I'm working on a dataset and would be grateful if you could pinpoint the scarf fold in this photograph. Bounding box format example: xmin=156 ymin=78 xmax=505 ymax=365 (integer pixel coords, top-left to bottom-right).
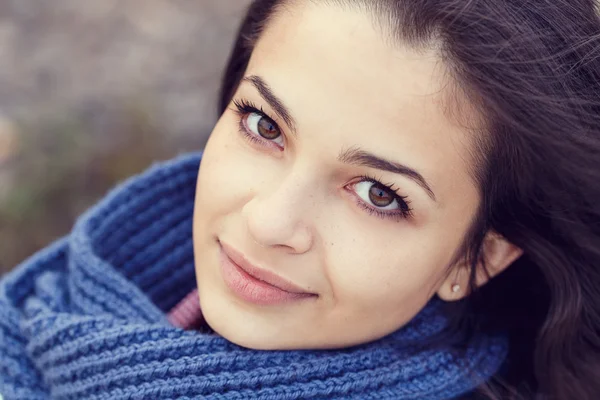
xmin=0 ymin=153 xmax=507 ymax=400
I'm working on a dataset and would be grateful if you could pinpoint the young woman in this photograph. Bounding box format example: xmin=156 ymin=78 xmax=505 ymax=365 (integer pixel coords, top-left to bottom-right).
xmin=1 ymin=0 xmax=599 ymax=398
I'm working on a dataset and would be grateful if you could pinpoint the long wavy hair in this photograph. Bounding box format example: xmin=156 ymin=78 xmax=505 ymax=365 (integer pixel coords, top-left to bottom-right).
xmin=217 ymin=1 xmax=600 ymax=398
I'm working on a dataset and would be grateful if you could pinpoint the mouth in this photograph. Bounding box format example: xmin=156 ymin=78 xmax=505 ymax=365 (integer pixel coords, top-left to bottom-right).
xmin=218 ymin=240 xmax=317 ymax=306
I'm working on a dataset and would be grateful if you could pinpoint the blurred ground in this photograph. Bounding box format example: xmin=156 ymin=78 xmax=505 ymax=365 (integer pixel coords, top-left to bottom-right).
xmin=0 ymin=0 xmax=251 ymax=273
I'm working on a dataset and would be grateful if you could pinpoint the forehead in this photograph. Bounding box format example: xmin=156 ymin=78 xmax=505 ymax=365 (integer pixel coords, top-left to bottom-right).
xmin=244 ymin=2 xmax=480 ymax=205
xmin=252 ymin=3 xmax=445 ymax=108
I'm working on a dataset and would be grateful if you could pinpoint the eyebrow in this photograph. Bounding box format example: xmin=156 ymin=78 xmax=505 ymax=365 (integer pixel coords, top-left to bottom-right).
xmin=242 ymin=75 xmax=436 ymax=202
xmin=338 ymin=147 xmax=437 ymax=202
xmin=243 ymin=75 xmax=297 ymax=134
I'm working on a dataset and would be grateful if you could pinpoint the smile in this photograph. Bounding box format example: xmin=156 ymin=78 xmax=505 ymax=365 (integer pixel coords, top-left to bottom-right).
xmin=218 ymin=240 xmax=317 ymax=306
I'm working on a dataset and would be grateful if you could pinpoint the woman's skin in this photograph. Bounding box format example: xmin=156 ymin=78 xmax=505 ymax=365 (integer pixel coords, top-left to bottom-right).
xmin=193 ymin=2 xmax=522 ymax=350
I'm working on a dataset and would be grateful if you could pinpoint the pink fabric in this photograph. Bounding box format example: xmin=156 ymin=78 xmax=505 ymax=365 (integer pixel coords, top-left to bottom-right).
xmin=167 ymin=288 xmax=204 ymax=330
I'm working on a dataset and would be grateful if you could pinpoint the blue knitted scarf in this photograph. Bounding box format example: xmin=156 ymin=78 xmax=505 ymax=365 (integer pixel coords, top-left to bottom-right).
xmin=0 ymin=153 xmax=507 ymax=400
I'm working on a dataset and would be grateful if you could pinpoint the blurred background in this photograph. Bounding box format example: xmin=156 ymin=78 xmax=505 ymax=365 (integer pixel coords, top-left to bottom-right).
xmin=0 ymin=0 xmax=251 ymax=274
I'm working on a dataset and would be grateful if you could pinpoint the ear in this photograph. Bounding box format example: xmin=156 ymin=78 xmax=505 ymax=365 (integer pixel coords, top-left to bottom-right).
xmin=437 ymin=231 xmax=523 ymax=301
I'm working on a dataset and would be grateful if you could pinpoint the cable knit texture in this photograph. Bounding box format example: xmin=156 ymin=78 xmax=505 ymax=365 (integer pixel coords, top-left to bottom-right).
xmin=0 ymin=153 xmax=507 ymax=400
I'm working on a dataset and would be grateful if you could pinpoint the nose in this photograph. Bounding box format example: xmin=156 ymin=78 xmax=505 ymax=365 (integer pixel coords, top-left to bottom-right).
xmin=242 ymin=174 xmax=314 ymax=254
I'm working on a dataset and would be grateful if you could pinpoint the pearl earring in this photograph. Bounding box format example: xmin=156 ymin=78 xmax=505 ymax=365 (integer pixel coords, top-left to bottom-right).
xmin=451 ymin=284 xmax=461 ymax=293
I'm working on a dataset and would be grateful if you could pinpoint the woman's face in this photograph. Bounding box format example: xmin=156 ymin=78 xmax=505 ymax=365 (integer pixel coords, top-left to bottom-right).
xmin=193 ymin=2 xmax=481 ymax=350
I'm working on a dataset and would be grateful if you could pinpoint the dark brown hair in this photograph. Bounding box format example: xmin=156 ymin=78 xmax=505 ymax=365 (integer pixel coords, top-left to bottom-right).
xmin=218 ymin=1 xmax=600 ymax=398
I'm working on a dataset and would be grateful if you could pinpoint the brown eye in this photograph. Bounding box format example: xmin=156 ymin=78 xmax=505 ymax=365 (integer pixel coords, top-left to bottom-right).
xmin=233 ymin=99 xmax=285 ymax=147
xmin=351 ymin=180 xmax=413 ymax=220
xmin=368 ymin=183 xmax=395 ymax=207
xmin=255 ymin=115 xmax=280 ymax=140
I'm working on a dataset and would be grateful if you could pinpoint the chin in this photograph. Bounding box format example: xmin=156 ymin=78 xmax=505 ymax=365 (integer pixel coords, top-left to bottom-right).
xmin=202 ymin=306 xmax=375 ymax=351
xmin=203 ymin=312 xmax=293 ymax=350
xmin=222 ymin=331 xmax=287 ymax=350
xmin=200 ymin=296 xmax=318 ymax=350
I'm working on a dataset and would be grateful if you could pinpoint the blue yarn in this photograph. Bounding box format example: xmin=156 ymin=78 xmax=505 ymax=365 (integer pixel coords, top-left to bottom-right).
xmin=0 ymin=153 xmax=507 ymax=399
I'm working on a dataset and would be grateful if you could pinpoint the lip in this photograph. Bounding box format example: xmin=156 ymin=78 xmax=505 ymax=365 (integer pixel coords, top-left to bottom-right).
xmin=218 ymin=240 xmax=316 ymax=306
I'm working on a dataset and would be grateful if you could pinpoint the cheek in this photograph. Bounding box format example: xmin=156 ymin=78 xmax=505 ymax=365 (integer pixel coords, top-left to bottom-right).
xmin=324 ymin=226 xmax=453 ymax=316
xmin=194 ymin=118 xmax=264 ymax=218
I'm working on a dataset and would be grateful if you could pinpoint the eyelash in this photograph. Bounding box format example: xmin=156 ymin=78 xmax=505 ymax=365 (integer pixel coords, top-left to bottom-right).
xmin=231 ymin=97 xmax=413 ymax=222
xmin=350 ymin=175 xmax=413 ymax=221
xmin=232 ymin=98 xmax=283 ymax=148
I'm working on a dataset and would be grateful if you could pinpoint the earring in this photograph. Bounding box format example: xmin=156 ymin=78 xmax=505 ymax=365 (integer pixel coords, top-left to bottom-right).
xmin=451 ymin=284 xmax=461 ymax=293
